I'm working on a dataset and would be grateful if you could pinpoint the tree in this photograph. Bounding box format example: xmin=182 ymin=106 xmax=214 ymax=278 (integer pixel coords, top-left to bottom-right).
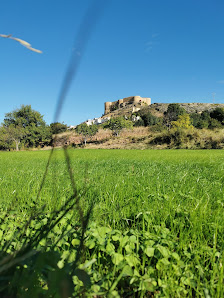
xmin=141 ymin=112 xmax=158 ymax=127
xmin=76 ymin=123 xmax=98 ymax=146
xmin=190 ymin=113 xmax=201 ymax=127
xmin=164 ymin=104 xmax=186 ymax=128
xmin=171 ymin=114 xmax=193 ymax=129
xmin=50 ymin=122 xmax=68 ymax=135
xmin=209 ymin=118 xmax=222 ymax=129
xmin=2 ymin=105 xmax=51 ymax=149
xmin=5 ymin=125 xmax=25 ymax=151
xmin=0 ymin=127 xmax=10 ymax=150
xmin=105 ymin=117 xmax=133 ymax=136
xmin=210 ymin=108 xmax=224 ymax=124
xmin=133 ymin=118 xmax=145 ymax=127
xmin=4 ymin=105 xmax=45 ymax=127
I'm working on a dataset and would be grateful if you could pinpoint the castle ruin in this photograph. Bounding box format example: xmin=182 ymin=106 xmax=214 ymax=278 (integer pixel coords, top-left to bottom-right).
xmin=104 ymin=96 xmax=151 ymax=115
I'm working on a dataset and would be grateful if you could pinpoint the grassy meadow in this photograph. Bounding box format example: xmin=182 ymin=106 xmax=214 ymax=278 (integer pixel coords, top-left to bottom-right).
xmin=0 ymin=149 xmax=224 ymax=296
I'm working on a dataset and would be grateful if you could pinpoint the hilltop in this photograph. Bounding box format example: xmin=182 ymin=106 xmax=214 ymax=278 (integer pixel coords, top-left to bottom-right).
xmin=103 ymin=101 xmax=224 ymax=119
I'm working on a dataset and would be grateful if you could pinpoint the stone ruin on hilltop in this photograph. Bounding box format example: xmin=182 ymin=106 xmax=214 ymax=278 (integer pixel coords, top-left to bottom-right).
xmin=104 ymin=96 xmax=151 ymax=115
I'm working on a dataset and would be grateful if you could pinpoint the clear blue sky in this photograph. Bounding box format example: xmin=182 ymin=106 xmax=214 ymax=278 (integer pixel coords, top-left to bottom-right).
xmin=1 ymin=0 xmax=224 ymax=125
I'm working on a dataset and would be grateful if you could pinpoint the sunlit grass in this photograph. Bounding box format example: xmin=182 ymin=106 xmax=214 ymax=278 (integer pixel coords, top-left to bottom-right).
xmin=0 ymin=149 xmax=224 ymax=296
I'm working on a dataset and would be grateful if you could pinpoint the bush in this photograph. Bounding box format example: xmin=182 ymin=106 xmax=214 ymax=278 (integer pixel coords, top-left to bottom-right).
xmin=50 ymin=122 xmax=68 ymax=134
xmin=210 ymin=107 xmax=224 ymax=124
xmin=171 ymin=114 xmax=193 ymax=129
xmin=133 ymin=119 xmax=145 ymax=127
xmin=164 ymin=104 xmax=186 ymax=122
xmin=76 ymin=123 xmax=98 ymax=146
xmin=150 ymin=128 xmax=199 ymax=148
xmin=190 ymin=113 xmax=201 ymax=127
xmin=104 ymin=117 xmax=133 ymax=136
xmin=209 ymin=118 xmax=222 ymax=129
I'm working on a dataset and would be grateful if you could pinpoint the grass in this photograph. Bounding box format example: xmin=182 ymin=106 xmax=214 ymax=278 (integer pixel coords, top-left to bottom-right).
xmin=0 ymin=149 xmax=224 ymax=296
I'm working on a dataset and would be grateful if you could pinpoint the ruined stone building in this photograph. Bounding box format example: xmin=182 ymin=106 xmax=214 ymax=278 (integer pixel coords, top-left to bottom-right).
xmin=104 ymin=96 xmax=151 ymax=115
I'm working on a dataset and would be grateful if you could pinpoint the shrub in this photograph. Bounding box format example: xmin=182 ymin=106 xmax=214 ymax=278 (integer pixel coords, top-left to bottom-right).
xmin=133 ymin=119 xmax=145 ymax=127
xmin=150 ymin=128 xmax=199 ymax=148
xmin=210 ymin=107 xmax=224 ymax=124
xmin=209 ymin=118 xmax=222 ymax=129
xmin=190 ymin=113 xmax=201 ymax=127
xmin=76 ymin=123 xmax=98 ymax=145
xmin=164 ymin=103 xmax=186 ymax=123
xmin=141 ymin=112 xmax=158 ymax=126
xmin=104 ymin=117 xmax=133 ymax=136
xmin=50 ymin=122 xmax=68 ymax=134
xmin=171 ymin=114 xmax=193 ymax=129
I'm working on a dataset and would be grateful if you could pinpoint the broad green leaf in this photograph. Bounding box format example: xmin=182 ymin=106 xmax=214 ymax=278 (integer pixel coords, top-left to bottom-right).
xmin=122 ymin=265 xmax=133 ymax=276
xmin=172 ymin=252 xmax=180 ymax=261
xmin=157 ymin=245 xmax=170 ymax=258
xmin=112 ymin=235 xmax=120 ymax=241
xmin=106 ymin=242 xmax=115 ymax=254
xmin=112 ymin=253 xmax=124 ymax=265
xmin=129 ymin=235 xmax=137 ymax=243
xmin=145 ymin=240 xmax=155 ymax=247
xmin=160 ymin=258 xmax=170 ymax=265
xmin=120 ymin=236 xmax=129 ymax=247
xmin=98 ymin=226 xmax=111 ymax=237
xmin=86 ymin=239 xmax=95 ymax=249
xmin=57 ymin=259 xmax=64 ymax=269
xmin=144 ymin=247 xmax=155 ymax=257
xmin=72 ymin=239 xmax=80 ymax=246
xmin=125 ymin=244 xmax=133 ymax=253
xmin=125 ymin=255 xmax=140 ymax=267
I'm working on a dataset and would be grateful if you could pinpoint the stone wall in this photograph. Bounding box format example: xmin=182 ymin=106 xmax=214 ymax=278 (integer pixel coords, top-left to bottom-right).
xmin=104 ymin=96 xmax=151 ymax=114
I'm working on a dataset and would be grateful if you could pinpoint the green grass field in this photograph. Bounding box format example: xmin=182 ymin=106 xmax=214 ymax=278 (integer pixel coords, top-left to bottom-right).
xmin=0 ymin=149 xmax=224 ymax=296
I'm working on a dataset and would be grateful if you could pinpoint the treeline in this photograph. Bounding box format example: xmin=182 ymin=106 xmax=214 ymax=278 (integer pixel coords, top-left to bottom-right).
xmin=0 ymin=105 xmax=67 ymax=151
xmin=134 ymin=103 xmax=224 ymax=130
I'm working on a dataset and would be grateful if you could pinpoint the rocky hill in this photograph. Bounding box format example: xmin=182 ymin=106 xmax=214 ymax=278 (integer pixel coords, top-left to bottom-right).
xmin=151 ymin=102 xmax=224 ymax=114
xmin=103 ymin=102 xmax=224 ymax=119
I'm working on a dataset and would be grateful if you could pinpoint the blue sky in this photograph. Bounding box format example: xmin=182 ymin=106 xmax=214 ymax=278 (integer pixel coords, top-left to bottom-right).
xmin=1 ymin=0 xmax=224 ymax=125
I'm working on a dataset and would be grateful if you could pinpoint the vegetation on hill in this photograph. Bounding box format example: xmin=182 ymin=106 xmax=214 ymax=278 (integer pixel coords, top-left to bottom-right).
xmin=51 ymin=103 xmax=224 ymax=150
xmin=76 ymin=123 xmax=98 ymax=146
xmin=104 ymin=117 xmax=133 ymax=136
xmin=50 ymin=122 xmax=68 ymax=135
xmin=1 ymin=103 xmax=224 ymax=150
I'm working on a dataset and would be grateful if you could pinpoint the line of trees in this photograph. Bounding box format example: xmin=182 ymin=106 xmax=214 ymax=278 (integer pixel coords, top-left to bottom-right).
xmin=2 ymin=103 xmax=224 ymax=150
xmin=0 ymin=105 xmax=68 ymax=151
xmin=133 ymin=104 xmax=224 ymax=130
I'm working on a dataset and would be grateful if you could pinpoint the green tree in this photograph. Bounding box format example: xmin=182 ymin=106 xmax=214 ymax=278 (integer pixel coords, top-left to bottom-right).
xmin=105 ymin=117 xmax=133 ymax=136
xmin=133 ymin=118 xmax=145 ymax=127
xmin=171 ymin=114 xmax=193 ymax=129
xmin=5 ymin=125 xmax=25 ymax=151
xmin=141 ymin=113 xmax=158 ymax=127
xmin=190 ymin=113 xmax=201 ymax=127
xmin=201 ymin=110 xmax=211 ymax=121
xmin=210 ymin=108 xmax=224 ymax=124
xmin=209 ymin=118 xmax=222 ymax=129
xmin=76 ymin=123 xmax=98 ymax=146
xmin=3 ymin=105 xmax=51 ymax=148
xmin=0 ymin=127 xmax=10 ymax=150
xmin=50 ymin=122 xmax=68 ymax=135
xmin=164 ymin=104 xmax=186 ymax=128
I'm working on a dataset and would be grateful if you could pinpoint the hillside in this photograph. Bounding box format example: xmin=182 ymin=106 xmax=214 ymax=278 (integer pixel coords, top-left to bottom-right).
xmin=57 ymin=102 xmax=224 ymax=150
xmin=103 ymin=102 xmax=224 ymax=119
xmin=55 ymin=126 xmax=224 ymax=150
